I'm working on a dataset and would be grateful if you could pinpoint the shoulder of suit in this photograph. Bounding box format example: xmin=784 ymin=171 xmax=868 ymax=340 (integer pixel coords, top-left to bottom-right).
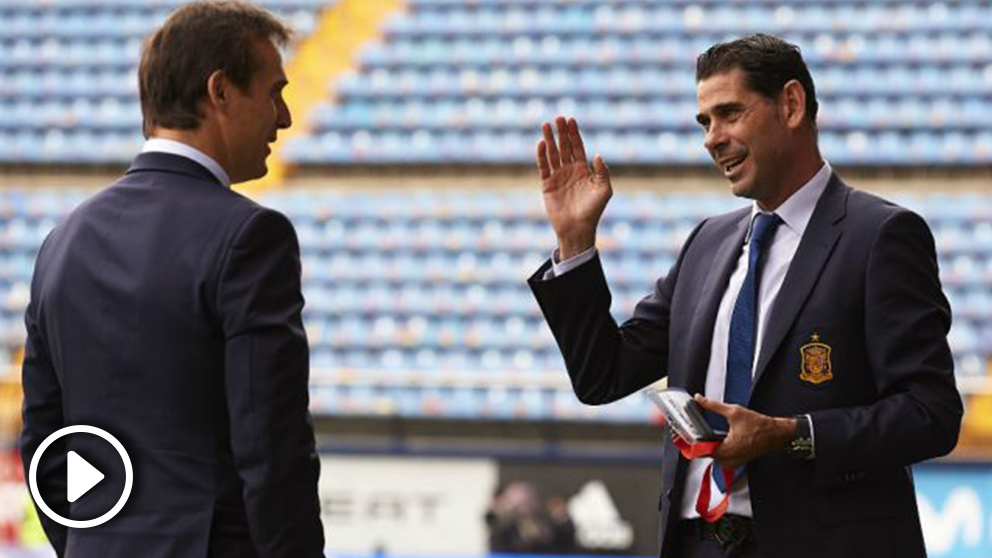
xmin=711 ymin=204 xmax=751 ymax=223
xmin=67 ymin=172 xmax=290 ymax=239
xmin=695 ymin=205 xmax=750 ymax=234
xmin=122 ymin=165 xmax=275 ymax=218
xmin=844 ymin=185 xmax=927 ymax=231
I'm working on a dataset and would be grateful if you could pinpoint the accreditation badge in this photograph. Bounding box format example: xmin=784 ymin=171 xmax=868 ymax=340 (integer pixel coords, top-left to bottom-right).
xmin=800 ymin=332 xmax=833 ymax=385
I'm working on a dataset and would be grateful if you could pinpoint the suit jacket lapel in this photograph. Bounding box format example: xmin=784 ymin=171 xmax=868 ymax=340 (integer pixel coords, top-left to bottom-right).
xmin=751 ymin=174 xmax=849 ymax=390
xmin=681 ymin=210 xmax=749 ymax=394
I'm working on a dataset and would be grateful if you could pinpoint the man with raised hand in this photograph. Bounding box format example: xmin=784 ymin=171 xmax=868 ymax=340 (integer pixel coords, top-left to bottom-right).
xmin=529 ymin=34 xmax=961 ymax=558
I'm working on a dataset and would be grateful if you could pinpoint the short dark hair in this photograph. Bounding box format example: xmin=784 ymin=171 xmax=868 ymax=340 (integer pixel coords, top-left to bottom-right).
xmin=696 ymin=34 xmax=818 ymax=125
xmin=138 ymin=0 xmax=291 ymax=137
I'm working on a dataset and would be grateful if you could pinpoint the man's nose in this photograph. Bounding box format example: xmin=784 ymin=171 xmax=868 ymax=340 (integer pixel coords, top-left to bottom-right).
xmin=703 ymin=123 xmax=727 ymax=154
xmin=277 ymin=99 xmax=292 ymax=130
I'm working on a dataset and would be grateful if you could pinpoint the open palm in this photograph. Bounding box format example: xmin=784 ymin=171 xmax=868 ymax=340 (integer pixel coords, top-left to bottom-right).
xmin=537 ymin=117 xmax=612 ymax=259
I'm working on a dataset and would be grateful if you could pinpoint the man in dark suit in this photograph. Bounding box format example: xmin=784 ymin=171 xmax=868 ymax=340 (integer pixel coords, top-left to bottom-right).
xmin=20 ymin=2 xmax=325 ymax=556
xmin=528 ymin=34 xmax=962 ymax=558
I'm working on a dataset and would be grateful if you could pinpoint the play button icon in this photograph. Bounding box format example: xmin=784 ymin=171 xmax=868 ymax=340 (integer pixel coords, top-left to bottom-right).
xmin=67 ymin=451 xmax=106 ymax=503
xmin=28 ymin=424 xmax=133 ymax=528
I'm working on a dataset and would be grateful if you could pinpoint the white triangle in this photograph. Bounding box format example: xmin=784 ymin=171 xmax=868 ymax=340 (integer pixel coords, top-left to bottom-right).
xmin=67 ymin=451 xmax=105 ymax=503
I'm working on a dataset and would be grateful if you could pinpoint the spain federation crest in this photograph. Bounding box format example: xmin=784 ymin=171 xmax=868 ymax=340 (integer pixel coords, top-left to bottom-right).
xmin=800 ymin=332 xmax=833 ymax=385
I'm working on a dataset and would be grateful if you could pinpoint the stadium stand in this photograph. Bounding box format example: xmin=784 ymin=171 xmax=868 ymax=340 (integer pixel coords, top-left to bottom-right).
xmin=0 ymin=188 xmax=987 ymax=424
xmin=286 ymin=0 xmax=992 ymax=165
xmin=2 ymin=1 xmax=992 ymax=165
xmin=0 ymin=0 xmax=329 ymax=163
xmin=1 ymin=1 xmax=992 ymax=556
xmin=0 ymin=0 xmax=989 ymax=425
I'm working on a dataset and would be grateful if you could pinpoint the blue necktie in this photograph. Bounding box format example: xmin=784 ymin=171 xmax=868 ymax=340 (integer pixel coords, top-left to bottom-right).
xmin=709 ymin=212 xmax=782 ymax=492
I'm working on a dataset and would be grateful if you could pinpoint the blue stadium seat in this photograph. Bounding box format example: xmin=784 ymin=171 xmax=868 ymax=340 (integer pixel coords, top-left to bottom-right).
xmin=0 ymin=0 xmax=330 ymax=162
xmin=286 ymin=0 xmax=992 ymax=166
xmin=5 ymin=0 xmax=987 ymax=164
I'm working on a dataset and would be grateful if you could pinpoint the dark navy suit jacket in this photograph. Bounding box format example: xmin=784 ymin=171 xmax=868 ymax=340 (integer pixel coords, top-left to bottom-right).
xmin=529 ymin=174 xmax=962 ymax=558
xmin=21 ymin=152 xmax=325 ymax=558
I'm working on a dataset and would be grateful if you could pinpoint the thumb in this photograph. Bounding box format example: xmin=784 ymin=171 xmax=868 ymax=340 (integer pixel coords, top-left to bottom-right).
xmin=695 ymin=394 xmax=732 ymax=417
xmin=593 ymin=155 xmax=611 ymax=185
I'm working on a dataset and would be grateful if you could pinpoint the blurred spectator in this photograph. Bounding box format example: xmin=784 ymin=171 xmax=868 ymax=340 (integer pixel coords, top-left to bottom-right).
xmin=485 ymin=481 xmax=578 ymax=554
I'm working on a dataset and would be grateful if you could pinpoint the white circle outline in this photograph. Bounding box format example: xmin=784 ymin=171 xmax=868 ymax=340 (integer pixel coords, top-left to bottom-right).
xmin=28 ymin=425 xmax=133 ymax=529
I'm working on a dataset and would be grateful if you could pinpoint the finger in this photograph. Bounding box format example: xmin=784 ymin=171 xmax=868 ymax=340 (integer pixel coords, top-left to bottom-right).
xmin=536 ymin=141 xmax=551 ymax=181
xmin=695 ymin=394 xmax=733 ymax=417
xmin=542 ymin=122 xmax=561 ymax=169
xmin=556 ymin=116 xmax=573 ymax=165
xmin=568 ymin=118 xmax=587 ymax=164
xmin=712 ymin=448 xmax=744 ymax=470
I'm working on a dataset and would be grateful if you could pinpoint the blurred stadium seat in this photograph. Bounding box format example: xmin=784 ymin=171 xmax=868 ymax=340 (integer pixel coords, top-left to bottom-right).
xmin=287 ymin=0 xmax=992 ymax=165
xmin=1 ymin=0 xmax=992 ymax=556
xmin=2 ymin=0 xmax=992 ymax=164
xmin=0 ymin=0 xmax=330 ymax=163
xmin=0 ymin=188 xmax=984 ymax=423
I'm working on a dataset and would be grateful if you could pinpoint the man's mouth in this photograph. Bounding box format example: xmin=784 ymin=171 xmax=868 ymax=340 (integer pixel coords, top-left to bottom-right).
xmin=720 ymin=154 xmax=746 ymax=175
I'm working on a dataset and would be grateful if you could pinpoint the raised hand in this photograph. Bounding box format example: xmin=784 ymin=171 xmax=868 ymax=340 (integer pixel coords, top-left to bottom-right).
xmin=537 ymin=116 xmax=612 ymax=260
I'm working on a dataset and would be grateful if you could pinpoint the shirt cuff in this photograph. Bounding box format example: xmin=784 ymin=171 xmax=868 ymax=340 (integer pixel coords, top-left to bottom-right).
xmin=806 ymin=413 xmax=816 ymax=459
xmin=546 ymin=246 xmax=598 ymax=279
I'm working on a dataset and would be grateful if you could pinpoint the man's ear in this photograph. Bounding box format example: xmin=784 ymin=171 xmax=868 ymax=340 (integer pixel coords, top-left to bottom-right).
xmin=780 ymin=79 xmax=807 ymax=129
xmin=206 ymin=69 xmax=228 ymax=108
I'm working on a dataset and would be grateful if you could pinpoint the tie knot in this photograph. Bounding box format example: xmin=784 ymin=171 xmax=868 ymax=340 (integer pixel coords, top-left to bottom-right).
xmin=750 ymin=213 xmax=781 ymax=247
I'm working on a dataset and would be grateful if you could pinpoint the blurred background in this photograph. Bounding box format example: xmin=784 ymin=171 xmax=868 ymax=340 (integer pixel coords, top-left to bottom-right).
xmin=0 ymin=0 xmax=991 ymax=556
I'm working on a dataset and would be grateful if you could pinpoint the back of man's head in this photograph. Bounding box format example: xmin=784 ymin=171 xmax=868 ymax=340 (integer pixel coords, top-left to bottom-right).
xmin=138 ymin=0 xmax=290 ymax=137
xmin=696 ymin=34 xmax=819 ymax=127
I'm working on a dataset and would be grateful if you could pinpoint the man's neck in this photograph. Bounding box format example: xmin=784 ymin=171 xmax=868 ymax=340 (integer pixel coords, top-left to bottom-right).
xmin=149 ymin=128 xmax=230 ymax=175
xmin=757 ymin=148 xmax=824 ymax=212
xmin=143 ymin=131 xmax=233 ymax=188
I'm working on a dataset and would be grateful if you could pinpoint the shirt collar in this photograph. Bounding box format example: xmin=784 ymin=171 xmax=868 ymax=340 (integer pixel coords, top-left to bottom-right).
xmin=746 ymin=161 xmax=832 ymax=242
xmin=141 ymin=138 xmax=231 ymax=188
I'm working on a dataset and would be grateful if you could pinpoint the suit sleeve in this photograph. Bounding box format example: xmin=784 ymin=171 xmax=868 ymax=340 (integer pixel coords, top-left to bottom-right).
xmin=810 ymin=210 xmax=963 ymax=483
xmin=527 ymin=222 xmax=705 ymax=405
xmin=20 ymin=295 xmax=68 ymax=557
xmin=216 ymin=208 xmax=324 ymax=557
